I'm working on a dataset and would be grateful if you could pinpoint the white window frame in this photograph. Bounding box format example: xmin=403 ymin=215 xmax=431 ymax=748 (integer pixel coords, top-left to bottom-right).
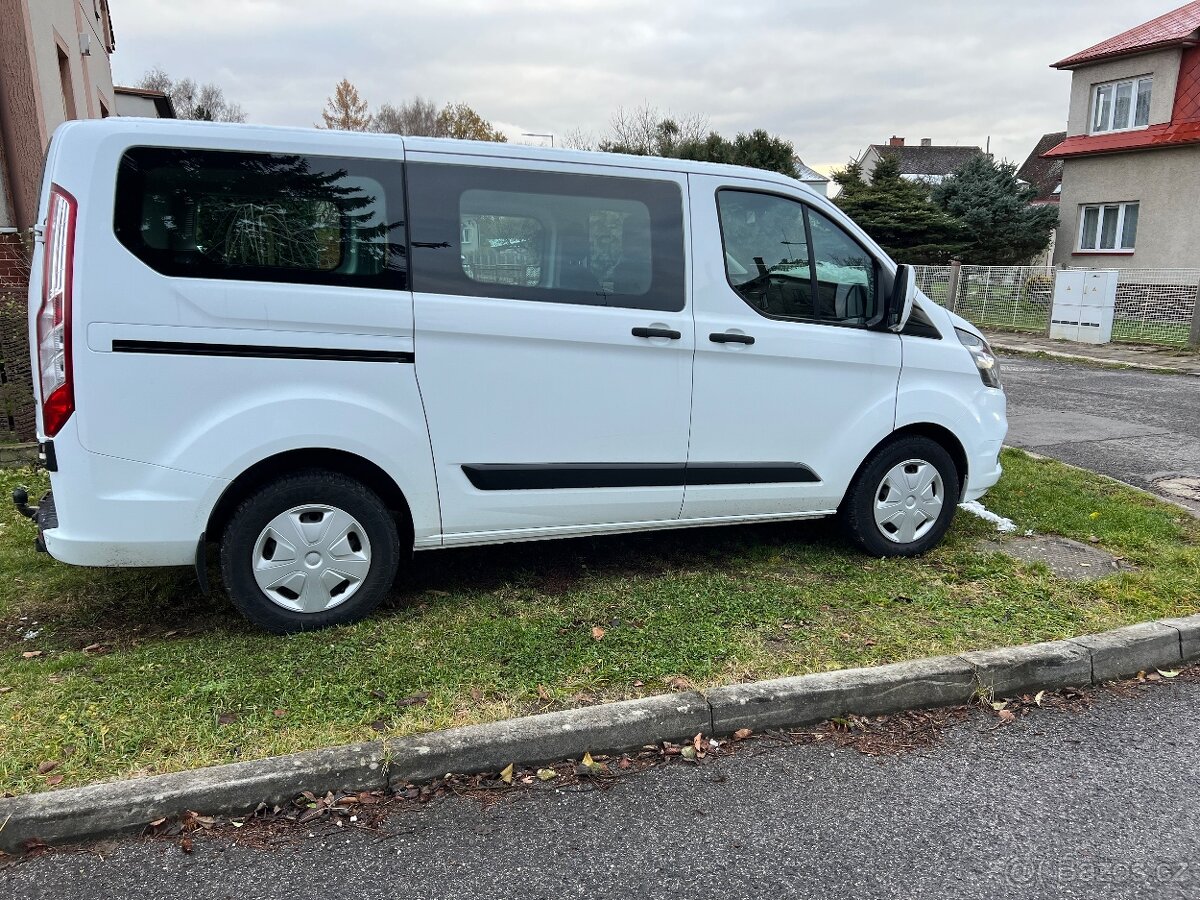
xmin=1077 ymin=202 xmax=1139 ymax=253
xmin=1090 ymin=76 xmax=1153 ymax=134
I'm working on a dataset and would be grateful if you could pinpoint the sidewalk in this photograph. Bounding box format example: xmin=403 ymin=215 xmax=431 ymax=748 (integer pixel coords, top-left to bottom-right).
xmin=985 ymin=330 xmax=1200 ymax=375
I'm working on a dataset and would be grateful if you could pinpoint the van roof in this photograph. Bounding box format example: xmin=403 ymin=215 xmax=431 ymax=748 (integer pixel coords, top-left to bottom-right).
xmin=63 ymin=117 xmax=812 ymax=193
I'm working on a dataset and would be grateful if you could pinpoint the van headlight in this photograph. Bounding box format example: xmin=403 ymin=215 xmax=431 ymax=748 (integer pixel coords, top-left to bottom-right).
xmin=955 ymin=328 xmax=1001 ymax=389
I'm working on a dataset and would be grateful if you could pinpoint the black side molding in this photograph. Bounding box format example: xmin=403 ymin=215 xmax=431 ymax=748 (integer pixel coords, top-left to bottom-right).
xmin=462 ymin=462 xmax=819 ymax=491
xmin=112 ymin=339 xmax=414 ymax=364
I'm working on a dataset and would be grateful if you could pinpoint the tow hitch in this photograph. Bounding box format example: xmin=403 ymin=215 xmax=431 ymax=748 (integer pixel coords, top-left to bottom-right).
xmin=12 ymin=487 xmax=39 ymax=520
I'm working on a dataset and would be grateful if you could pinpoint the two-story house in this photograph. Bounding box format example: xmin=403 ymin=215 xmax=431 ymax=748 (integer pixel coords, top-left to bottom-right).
xmin=1045 ymin=1 xmax=1200 ymax=268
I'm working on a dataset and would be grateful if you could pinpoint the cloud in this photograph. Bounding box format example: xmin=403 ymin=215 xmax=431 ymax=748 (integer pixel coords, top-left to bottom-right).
xmin=110 ymin=0 xmax=1157 ymax=168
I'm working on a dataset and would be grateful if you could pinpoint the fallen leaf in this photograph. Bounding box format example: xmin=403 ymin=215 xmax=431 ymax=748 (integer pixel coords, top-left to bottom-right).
xmin=163 ymin=630 xmax=179 ymax=637
xmin=21 ymin=651 xmax=42 ymax=660
xmin=397 ymin=692 xmax=430 ymax=707
xmin=469 ymin=687 xmax=484 ymax=702
xmin=36 ymin=761 xmax=58 ymax=775
xmin=997 ymin=709 xmax=1016 ymax=723
xmin=180 ymin=837 xmax=193 ymax=854
xmin=864 ymin=639 xmax=877 ymax=647
xmin=666 ymin=676 xmax=693 ymax=691
xmin=581 ymin=751 xmax=595 ymax=768
xmin=45 ymin=774 xmax=64 ymax=787
xmin=537 ymin=684 xmax=551 ymax=702
xmin=1158 ymin=669 xmax=1180 ymax=678
xmin=148 ymin=817 xmax=167 ymax=828
xmin=369 ymin=720 xmax=389 ymax=733
xmin=0 ymin=686 xmax=11 ymax=693
xmin=216 ymin=712 xmax=239 ymax=726
xmin=617 ymin=757 xmax=633 ymax=770
xmin=632 ymin=680 xmax=644 ymax=688
xmin=733 ymin=728 xmax=753 ymax=741
xmin=82 ymin=643 xmax=104 ymax=653
xmin=499 ymin=763 xmax=514 ymax=785
xmin=536 ymin=768 xmax=557 ymax=781
xmin=591 ymin=626 xmax=606 ymax=641
xmin=1145 ymin=672 xmax=1162 ymax=682
xmin=990 ymin=701 xmax=1008 ymax=711
xmin=680 ymin=745 xmax=697 ymax=761
xmin=273 ymin=708 xmax=287 ymax=718
xmin=1034 ymin=690 xmax=1046 ymax=707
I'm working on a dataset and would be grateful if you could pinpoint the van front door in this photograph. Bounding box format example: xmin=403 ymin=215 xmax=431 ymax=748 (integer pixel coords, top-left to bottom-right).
xmin=408 ymin=155 xmax=693 ymax=542
xmin=682 ymin=175 xmax=901 ymax=521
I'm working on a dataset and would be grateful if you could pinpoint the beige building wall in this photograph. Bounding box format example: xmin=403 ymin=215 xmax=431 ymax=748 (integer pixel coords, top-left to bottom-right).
xmin=26 ymin=0 xmax=116 ymax=131
xmin=1064 ymin=48 xmax=1181 ymax=136
xmin=1054 ymin=145 xmax=1200 ymax=269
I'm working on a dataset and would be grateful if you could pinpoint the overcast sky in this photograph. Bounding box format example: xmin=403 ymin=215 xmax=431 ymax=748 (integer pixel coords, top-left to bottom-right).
xmin=110 ymin=0 xmax=1165 ymax=175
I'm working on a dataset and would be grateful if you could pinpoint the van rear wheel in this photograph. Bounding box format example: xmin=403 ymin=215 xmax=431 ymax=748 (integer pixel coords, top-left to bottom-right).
xmin=220 ymin=470 xmax=400 ymax=633
xmin=840 ymin=436 xmax=960 ymax=557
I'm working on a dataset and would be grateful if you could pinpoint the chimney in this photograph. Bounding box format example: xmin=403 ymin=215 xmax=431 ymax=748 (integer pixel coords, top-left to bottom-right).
xmin=921 ymin=137 xmax=932 ymax=147
xmin=888 ymin=136 xmax=905 ymax=147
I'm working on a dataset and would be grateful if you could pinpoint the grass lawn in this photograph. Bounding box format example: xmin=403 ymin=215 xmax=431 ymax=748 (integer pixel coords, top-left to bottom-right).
xmin=2 ymin=449 xmax=1198 ymax=795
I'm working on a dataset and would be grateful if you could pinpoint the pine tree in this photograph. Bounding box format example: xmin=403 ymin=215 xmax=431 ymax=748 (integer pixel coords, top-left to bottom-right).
xmin=832 ymin=156 xmax=965 ymax=264
xmin=320 ymin=79 xmax=372 ymax=132
xmin=933 ymin=155 xmax=1059 ymax=264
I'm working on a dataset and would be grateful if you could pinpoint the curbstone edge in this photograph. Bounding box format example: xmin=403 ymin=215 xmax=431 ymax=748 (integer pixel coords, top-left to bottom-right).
xmin=959 ymin=639 xmax=1092 ymax=697
xmin=383 ymin=692 xmax=710 ymax=789
xmin=1068 ymin=622 xmax=1183 ymax=683
xmin=1158 ymin=614 xmax=1200 ymax=663
xmin=0 ymin=741 xmax=385 ymax=853
xmin=706 ymin=655 xmax=975 ymax=735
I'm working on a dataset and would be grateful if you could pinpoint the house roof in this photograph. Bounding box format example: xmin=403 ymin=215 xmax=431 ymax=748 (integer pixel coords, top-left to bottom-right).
xmin=113 ymin=86 xmax=176 ymax=119
xmin=867 ymin=144 xmax=983 ymax=177
xmin=1051 ymin=1 xmax=1200 ymax=69
xmin=1017 ymin=131 xmax=1066 ymax=202
xmin=793 ymin=158 xmax=829 ymax=184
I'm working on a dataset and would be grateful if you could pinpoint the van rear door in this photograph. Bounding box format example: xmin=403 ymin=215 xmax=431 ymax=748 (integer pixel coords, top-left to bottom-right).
xmin=407 ymin=154 xmax=693 ymax=540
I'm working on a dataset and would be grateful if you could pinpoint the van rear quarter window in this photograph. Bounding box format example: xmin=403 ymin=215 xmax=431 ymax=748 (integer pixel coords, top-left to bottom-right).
xmin=113 ymin=147 xmax=407 ymax=289
xmin=408 ymin=163 xmax=685 ymax=312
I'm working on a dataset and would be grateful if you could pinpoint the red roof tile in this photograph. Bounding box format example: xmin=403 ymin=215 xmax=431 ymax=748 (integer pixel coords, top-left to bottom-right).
xmin=1042 ymin=121 xmax=1200 ymax=157
xmin=1052 ymin=1 xmax=1200 ymax=69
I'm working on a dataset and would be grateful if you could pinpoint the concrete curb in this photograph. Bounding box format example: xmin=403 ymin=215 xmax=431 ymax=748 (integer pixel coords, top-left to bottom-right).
xmin=990 ymin=341 xmax=1200 ymax=377
xmin=3 ymin=613 xmax=1198 ymax=853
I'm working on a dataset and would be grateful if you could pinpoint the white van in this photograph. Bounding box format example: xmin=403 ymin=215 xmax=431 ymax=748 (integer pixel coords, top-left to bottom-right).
xmin=19 ymin=119 xmax=1005 ymax=633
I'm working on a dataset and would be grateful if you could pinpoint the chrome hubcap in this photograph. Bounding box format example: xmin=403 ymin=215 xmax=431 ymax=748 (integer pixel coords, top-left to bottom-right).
xmin=873 ymin=459 xmax=944 ymax=544
xmin=252 ymin=504 xmax=372 ymax=613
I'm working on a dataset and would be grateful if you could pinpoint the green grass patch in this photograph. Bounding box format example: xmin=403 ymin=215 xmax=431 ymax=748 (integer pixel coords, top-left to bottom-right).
xmin=1 ymin=449 xmax=1198 ymax=794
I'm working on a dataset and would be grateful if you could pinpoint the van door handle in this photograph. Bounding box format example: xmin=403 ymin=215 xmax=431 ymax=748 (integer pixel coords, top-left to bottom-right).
xmin=710 ymin=332 xmax=755 ymax=345
xmin=632 ymin=327 xmax=682 ymax=340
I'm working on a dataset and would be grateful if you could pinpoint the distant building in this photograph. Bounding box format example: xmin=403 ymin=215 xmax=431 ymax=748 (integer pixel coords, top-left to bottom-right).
xmin=857 ymin=136 xmax=983 ymax=185
xmin=1044 ymin=1 xmax=1200 ymax=268
xmin=113 ymin=85 xmax=176 ymax=119
xmin=1018 ymin=131 xmax=1066 ymax=264
xmin=793 ymin=158 xmax=830 ymax=196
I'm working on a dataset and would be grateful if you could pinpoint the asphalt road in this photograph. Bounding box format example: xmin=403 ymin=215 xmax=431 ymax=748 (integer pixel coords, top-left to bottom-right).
xmin=5 ymin=679 xmax=1200 ymax=900
xmin=1001 ymin=354 xmax=1200 ymax=512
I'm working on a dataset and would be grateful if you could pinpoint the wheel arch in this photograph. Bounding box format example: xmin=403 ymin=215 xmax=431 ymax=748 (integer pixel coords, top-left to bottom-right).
xmin=845 ymin=423 xmax=969 ymax=507
xmin=206 ymin=448 xmax=415 ymax=549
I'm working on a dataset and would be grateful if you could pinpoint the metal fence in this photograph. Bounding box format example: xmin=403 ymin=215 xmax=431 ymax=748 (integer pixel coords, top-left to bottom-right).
xmin=913 ymin=263 xmax=1200 ymax=348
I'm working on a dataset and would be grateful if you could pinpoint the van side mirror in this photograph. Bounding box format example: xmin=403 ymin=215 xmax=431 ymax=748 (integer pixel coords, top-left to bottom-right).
xmin=885 ymin=264 xmax=916 ymax=332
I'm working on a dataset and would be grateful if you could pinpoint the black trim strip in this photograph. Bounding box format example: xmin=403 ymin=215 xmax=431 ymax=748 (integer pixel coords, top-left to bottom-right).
xmin=112 ymin=339 xmax=414 ymax=364
xmin=462 ymin=463 xmax=819 ymax=491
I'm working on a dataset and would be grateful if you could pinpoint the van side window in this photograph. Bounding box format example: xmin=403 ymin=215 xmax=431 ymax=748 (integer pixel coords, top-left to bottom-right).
xmin=717 ymin=191 xmax=815 ymax=320
xmin=114 ymin=147 xmax=406 ymax=289
xmin=717 ymin=190 xmax=879 ymax=327
xmin=408 ymin=163 xmax=685 ymax=312
xmin=807 ymin=207 xmax=878 ymax=325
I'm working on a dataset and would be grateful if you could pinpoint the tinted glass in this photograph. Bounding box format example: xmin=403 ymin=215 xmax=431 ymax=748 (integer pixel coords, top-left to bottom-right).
xmin=407 ymin=163 xmax=685 ymax=312
xmin=114 ymin=147 xmax=406 ymax=289
xmin=808 ymin=207 xmax=878 ymax=324
xmin=717 ymin=190 xmax=815 ymax=319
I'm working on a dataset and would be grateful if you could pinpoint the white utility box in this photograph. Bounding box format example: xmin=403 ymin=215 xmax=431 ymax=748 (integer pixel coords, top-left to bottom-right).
xmin=1050 ymin=270 xmax=1117 ymax=343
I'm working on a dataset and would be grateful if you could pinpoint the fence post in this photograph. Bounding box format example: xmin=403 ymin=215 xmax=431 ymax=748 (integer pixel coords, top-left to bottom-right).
xmin=946 ymin=260 xmax=961 ymax=314
xmin=1189 ymin=278 xmax=1200 ymax=350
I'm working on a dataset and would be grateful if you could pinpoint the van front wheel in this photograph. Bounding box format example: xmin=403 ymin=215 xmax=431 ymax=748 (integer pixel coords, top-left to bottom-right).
xmin=220 ymin=471 xmax=400 ymax=633
xmin=840 ymin=436 xmax=960 ymax=557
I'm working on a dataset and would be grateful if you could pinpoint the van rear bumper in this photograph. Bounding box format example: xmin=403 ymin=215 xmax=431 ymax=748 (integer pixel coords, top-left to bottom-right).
xmin=38 ymin=431 xmax=226 ymax=567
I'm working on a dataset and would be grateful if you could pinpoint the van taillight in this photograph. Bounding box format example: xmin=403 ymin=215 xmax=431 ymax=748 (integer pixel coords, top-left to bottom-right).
xmin=37 ymin=185 xmax=77 ymax=437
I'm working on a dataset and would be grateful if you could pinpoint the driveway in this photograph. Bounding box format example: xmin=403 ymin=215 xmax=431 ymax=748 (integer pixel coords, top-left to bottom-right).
xmin=1001 ymin=354 xmax=1200 ymax=512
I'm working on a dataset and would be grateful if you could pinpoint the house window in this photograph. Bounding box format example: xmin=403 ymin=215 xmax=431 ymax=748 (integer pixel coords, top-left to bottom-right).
xmin=1078 ymin=202 xmax=1139 ymax=252
xmin=1091 ymin=77 xmax=1152 ymax=133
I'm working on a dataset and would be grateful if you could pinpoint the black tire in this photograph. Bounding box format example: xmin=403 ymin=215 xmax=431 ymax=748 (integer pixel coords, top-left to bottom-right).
xmin=220 ymin=469 xmax=401 ymax=633
xmin=839 ymin=436 xmax=960 ymax=558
